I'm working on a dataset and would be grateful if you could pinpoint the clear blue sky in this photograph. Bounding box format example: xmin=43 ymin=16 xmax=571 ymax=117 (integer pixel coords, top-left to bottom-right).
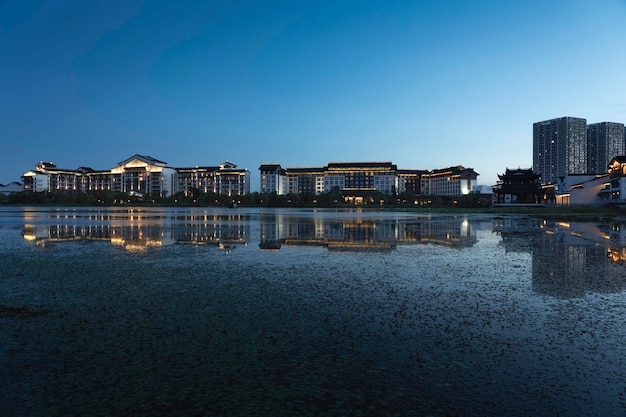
xmin=2 ymin=0 xmax=626 ymax=190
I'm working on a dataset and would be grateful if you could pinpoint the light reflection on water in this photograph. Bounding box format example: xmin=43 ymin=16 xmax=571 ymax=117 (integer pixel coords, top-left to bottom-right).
xmin=19 ymin=207 xmax=479 ymax=253
xmin=2 ymin=207 xmax=626 ymax=416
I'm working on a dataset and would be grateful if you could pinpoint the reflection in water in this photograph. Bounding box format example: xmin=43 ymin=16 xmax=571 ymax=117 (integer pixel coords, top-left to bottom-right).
xmin=494 ymin=217 xmax=626 ymax=298
xmin=19 ymin=208 xmax=626 ymax=297
xmin=259 ymin=212 xmax=476 ymax=251
xmin=5 ymin=207 xmax=626 ymax=416
xmin=21 ymin=208 xmax=478 ymax=253
xmin=23 ymin=223 xmax=249 ymax=252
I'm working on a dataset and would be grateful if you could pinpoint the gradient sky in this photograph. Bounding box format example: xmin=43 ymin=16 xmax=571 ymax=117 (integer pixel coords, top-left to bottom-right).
xmin=2 ymin=0 xmax=626 ymax=190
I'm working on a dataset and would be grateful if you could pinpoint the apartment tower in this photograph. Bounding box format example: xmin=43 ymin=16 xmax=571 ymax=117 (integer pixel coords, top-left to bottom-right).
xmin=533 ymin=117 xmax=587 ymax=185
xmin=586 ymin=122 xmax=625 ymax=174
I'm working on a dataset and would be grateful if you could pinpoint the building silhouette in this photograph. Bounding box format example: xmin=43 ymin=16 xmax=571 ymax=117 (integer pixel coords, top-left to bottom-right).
xmin=493 ymin=168 xmax=544 ymax=206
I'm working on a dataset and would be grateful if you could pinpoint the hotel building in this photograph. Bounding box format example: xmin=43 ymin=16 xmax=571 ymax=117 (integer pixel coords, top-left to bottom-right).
xmin=260 ymin=162 xmax=478 ymax=198
xmin=22 ymin=154 xmax=250 ymax=197
xmin=421 ymin=166 xmax=478 ymax=196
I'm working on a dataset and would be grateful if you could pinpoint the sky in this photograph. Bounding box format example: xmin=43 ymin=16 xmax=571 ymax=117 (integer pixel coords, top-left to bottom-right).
xmin=2 ymin=0 xmax=626 ymax=190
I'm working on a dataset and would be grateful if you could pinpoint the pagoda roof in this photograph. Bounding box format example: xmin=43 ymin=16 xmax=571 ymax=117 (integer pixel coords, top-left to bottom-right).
xmin=498 ymin=168 xmax=540 ymax=180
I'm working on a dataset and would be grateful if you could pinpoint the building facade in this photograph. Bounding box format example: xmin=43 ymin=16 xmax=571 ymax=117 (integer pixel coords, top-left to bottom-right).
xmin=397 ymin=169 xmax=428 ymax=195
xmin=259 ymin=164 xmax=288 ymax=195
xmin=492 ymin=168 xmax=544 ymax=206
xmin=287 ymin=167 xmax=325 ymax=195
xmin=553 ymin=155 xmax=626 ymax=206
xmin=555 ymin=174 xmax=609 ymax=206
xmin=324 ymin=162 xmax=398 ymax=195
xmin=607 ymin=156 xmax=626 ymax=205
xmin=109 ymin=155 xmax=178 ymax=197
xmin=422 ymin=166 xmax=478 ymax=197
xmin=533 ymin=117 xmax=588 ymax=185
xmin=22 ymin=154 xmax=250 ymax=197
xmin=586 ymin=122 xmax=625 ymax=174
xmin=259 ymin=162 xmax=478 ymax=198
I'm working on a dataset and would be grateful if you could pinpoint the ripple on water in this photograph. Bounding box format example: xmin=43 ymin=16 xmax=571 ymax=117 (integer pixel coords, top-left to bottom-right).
xmin=1 ymin=210 xmax=626 ymax=416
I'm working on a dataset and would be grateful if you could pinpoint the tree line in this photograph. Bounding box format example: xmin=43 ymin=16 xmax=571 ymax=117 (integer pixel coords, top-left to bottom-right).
xmin=0 ymin=188 xmax=492 ymax=208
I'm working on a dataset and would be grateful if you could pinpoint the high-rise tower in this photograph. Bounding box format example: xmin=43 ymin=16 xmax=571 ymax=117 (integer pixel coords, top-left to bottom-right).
xmin=587 ymin=122 xmax=625 ymax=174
xmin=533 ymin=117 xmax=587 ymax=185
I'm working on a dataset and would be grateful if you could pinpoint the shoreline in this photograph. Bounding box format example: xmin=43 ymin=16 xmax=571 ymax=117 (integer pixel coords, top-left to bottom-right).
xmin=2 ymin=203 xmax=626 ymax=222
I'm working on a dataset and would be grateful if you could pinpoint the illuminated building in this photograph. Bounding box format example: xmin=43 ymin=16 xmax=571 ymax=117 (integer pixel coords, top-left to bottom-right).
xmin=109 ymin=155 xmax=177 ymax=197
xmin=555 ymin=174 xmax=609 ymax=206
xmin=259 ymin=164 xmax=288 ymax=194
xmin=324 ymin=162 xmax=398 ymax=195
xmin=259 ymin=162 xmax=476 ymax=197
xmin=397 ymin=169 xmax=428 ymax=194
xmin=533 ymin=117 xmax=588 ymax=185
xmin=587 ymin=122 xmax=625 ymax=174
xmin=214 ymin=162 xmax=251 ymax=196
xmin=22 ymin=154 xmax=251 ymax=196
xmin=177 ymin=161 xmax=250 ymax=196
xmin=553 ymin=155 xmax=626 ymax=206
xmin=421 ymin=166 xmax=479 ymax=196
xmin=607 ymin=155 xmax=626 ymax=204
xmin=22 ymin=162 xmax=80 ymax=193
xmin=286 ymin=167 xmax=325 ymax=195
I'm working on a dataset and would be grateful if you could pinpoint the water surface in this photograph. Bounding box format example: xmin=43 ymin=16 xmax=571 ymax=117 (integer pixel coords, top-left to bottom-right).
xmin=1 ymin=207 xmax=626 ymax=416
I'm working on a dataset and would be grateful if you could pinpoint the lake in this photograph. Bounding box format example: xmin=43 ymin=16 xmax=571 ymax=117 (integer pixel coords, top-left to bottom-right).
xmin=1 ymin=206 xmax=626 ymax=416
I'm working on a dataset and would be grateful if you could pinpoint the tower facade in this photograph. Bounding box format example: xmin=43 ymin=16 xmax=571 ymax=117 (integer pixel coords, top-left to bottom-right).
xmin=533 ymin=117 xmax=587 ymax=185
xmin=587 ymin=122 xmax=625 ymax=174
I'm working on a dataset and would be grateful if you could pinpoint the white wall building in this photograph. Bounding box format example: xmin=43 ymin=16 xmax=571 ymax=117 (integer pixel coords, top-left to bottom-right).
xmin=22 ymin=154 xmax=250 ymax=197
xmin=422 ymin=166 xmax=478 ymax=196
xmin=555 ymin=174 xmax=609 ymax=206
xmin=110 ymin=155 xmax=178 ymax=197
xmin=259 ymin=162 xmax=478 ymax=197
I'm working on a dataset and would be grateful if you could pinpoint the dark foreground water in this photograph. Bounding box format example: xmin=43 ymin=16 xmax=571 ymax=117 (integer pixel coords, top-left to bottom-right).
xmin=1 ymin=207 xmax=626 ymax=416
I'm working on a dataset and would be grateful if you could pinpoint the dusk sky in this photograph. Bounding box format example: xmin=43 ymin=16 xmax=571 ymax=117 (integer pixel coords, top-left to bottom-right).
xmin=2 ymin=0 xmax=626 ymax=190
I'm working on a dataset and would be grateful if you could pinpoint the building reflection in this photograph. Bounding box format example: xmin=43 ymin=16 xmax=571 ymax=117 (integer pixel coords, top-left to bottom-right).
xmin=494 ymin=217 xmax=626 ymax=298
xmin=21 ymin=210 xmax=478 ymax=252
xmin=259 ymin=213 xmax=476 ymax=252
xmin=23 ymin=222 xmax=249 ymax=252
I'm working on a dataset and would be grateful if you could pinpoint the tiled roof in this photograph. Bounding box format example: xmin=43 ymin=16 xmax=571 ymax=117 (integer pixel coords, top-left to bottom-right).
xmin=259 ymin=164 xmax=284 ymax=172
xmin=117 ymin=154 xmax=167 ymax=166
xmin=326 ymin=162 xmax=396 ymax=169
